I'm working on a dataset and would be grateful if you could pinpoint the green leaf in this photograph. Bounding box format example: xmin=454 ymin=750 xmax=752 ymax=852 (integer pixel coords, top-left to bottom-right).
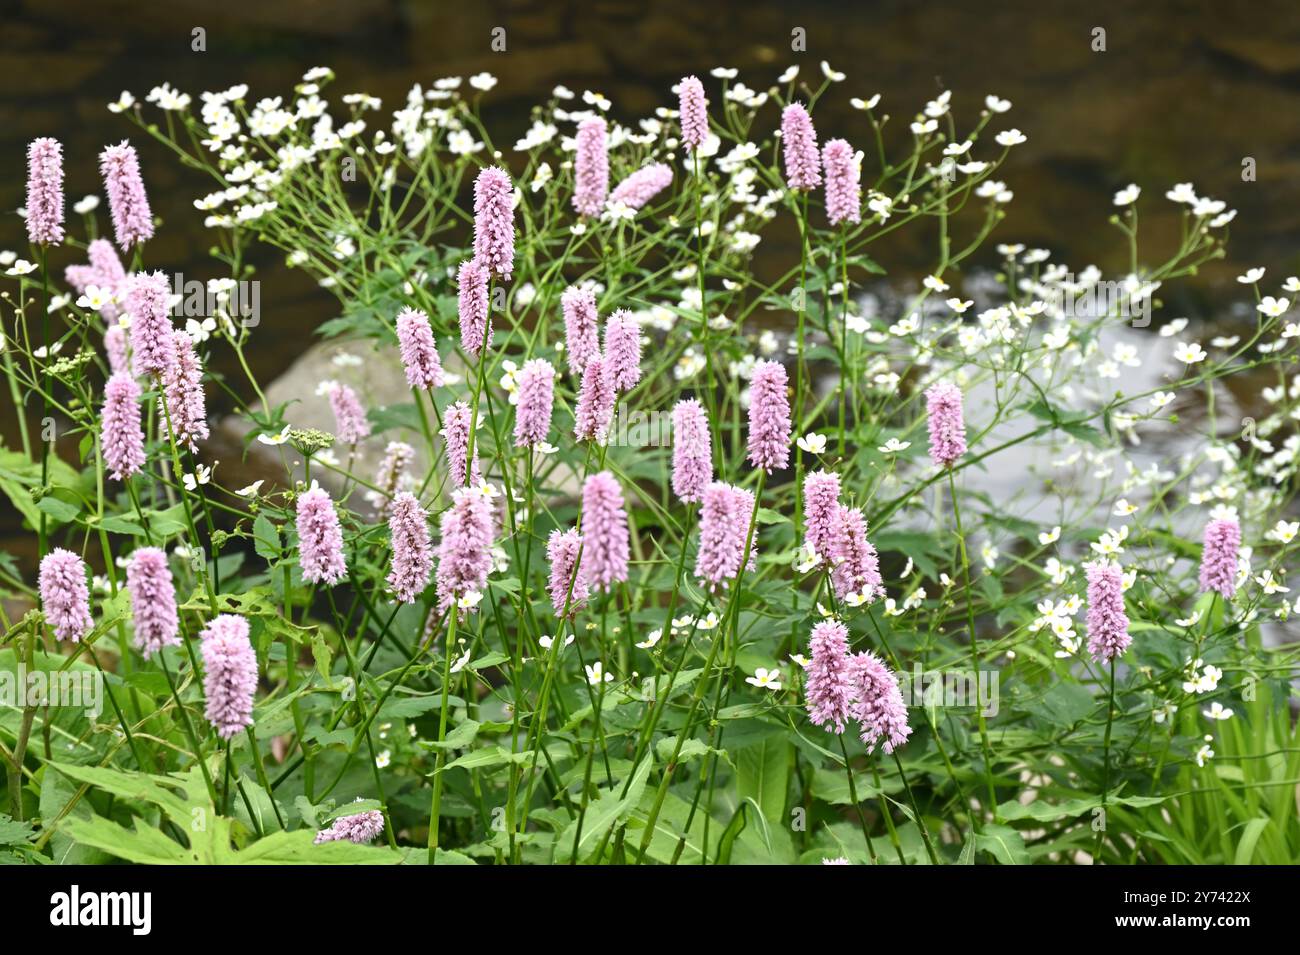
xmin=735 ymin=735 xmax=790 ymax=825
xmin=975 ymin=824 xmax=1029 ymax=865
xmin=252 ymin=514 xmax=281 ymax=561
xmin=1232 ymin=817 xmax=1271 ymax=865
xmin=554 ymin=757 xmax=651 ymax=863
xmin=36 ymin=495 xmax=81 ymax=524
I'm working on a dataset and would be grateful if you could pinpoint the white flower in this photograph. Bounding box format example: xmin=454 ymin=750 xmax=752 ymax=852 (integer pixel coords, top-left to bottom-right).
xmin=1237 ymin=267 xmax=1265 ymax=284
xmin=5 ymin=259 xmax=36 ymax=277
xmin=1038 ymin=526 xmax=1061 ymax=546
xmin=1113 ymin=499 xmax=1139 ymax=516
xmin=182 ymin=463 xmax=214 ymax=490
xmin=634 ymin=628 xmax=663 ymax=650
xmin=1257 ymin=296 xmax=1289 ymax=318
xmin=73 ymin=195 xmax=100 ymax=214
xmin=778 ymin=66 xmax=799 ymax=83
xmin=75 ymin=285 xmax=113 ymax=311
xmin=538 ymin=633 xmax=574 ymax=651
xmin=1113 ymin=184 xmax=1140 ymax=206
xmin=745 ymin=667 xmax=782 ymax=690
xmin=468 ymin=72 xmax=497 ymax=91
xmin=108 ymin=90 xmax=136 ymax=113
xmin=995 ymin=129 xmax=1026 ymax=146
xmin=1149 ymin=391 xmax=1175 ymax=411
xmin=820 ymin=61 xmax=845 ymax=82
xmin=258 ymin=425 xmax=292 ymax=446
xmin=456 ymin=590 xmax=483 ymax=611
xmin=1195 ymin=741 xmax=1215 ymax=767
xmin=1173 ymin=341 xmax=1207 ymax=364
xmin=585 ymin=661 xmax=613 ymax=685
xmin=1166 ymin=182 xmax=1197 ymax=204
xmin=850 ymin=94 xmax=882 ymax=111
xmin=1175 ymin=610 xmax=1201 ymax=628
xmin=797 ymin=432 xmax=827 ymax=454
xmin=1254 ymin=570 xmax=1290 ymax=594
xmin=235 ymin=480 xmax=264 ymax=497
xmin=1203 ymin=702 xmax=1234 ymax=721
xmin=985 ymin=94 xmax=1011 ymax=113
xmin=1266 ymin=520 xmax=1299 ymax=544
xmin=922 ymin=274 xmax=949 ymax=292
xmin=878 ymin=438 xmax=911 ymax=454
xmin=185 ymin=316 xmax=217 ymax=343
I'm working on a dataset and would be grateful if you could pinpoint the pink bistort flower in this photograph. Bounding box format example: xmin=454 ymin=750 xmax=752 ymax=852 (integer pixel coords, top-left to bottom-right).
xmin=579 ymin=471 xmax=630 ymax=592
xmin=925 ymin=382 xmax=967 ymax=468
xmin=671 ymin=398 xmax=712 ymax=503
xmin=101 ymin=371 xmax=146 ymax=480
xmin=573 ymin=354 xmax=615 ymax=444
xmin=396 ymin=307 xmax=446 ymax=389
xmin=472 ymin=166 xmax=515 ymax=281
xmin=126 ymin=546 xmax=179 ymax=658
xmin=25 ymin=137 xmax=64 ymax=245
xmin=457 ymin=259 xmax=491 ymax=357
xmin=781 ymin=104 xmax=821 ymax=192
xmin=125 ymin=271 xmax=175 ymax=377
xmin=850 ymin=650 xmax=911 ymax=754
xmin=573 ymin=117 xmax=609 ymax=217
xmin=677 ymin=76 xmax=709 ymax=152
xmin=442 ymin=400 xmax=481 ymax=487
xmin=387 ymin=491 xmax=433 ymax=604
xmin=99 ymin=140 xmax=154 ymax=250
xmin=513 ymin=358 xmax=555 ymax=448
xmin=610 ymin=163 xmax=673 ymax=210
xmin=1198 ymin=517 xmax=1241 ymax=599
xmin=160 ymin=331 xmax=208 ymax=452
xmin=1085 ymin=560 xmax=1132 ymax=663
xmin=603 ymin=309 xmax=642 ymax=393
xmin=561 ymin=285 xmax=601 ymax=378
xmin=802 ymin=470 xmax=842 ymax=560
xmin=39 ymin=548 xmax=92 ymax=642
xmin=314 ymin=809 xmax=385 ymax=845
xmin=201 ymin=616 xmax=258 ymax=739
xmin=546 ymin=527 xmax=588 ymax=618
xmin=829 ymin=505 xmax=884 ymax=602
xmin=806 ymin=620 xmax=855 ymax=734
xmin=746 ymin=359 xmax=791 ymax=472
xmin=821 ymin=138 xmax=861 ymax=226
xmin=296 ymin=484 xmax=347 ymax=586
xmin=329 ymin=382 xmax=371 ymax=445
xmin=435 ymin=486 xmax=496 ymax=613
xmin=695 ymin=481 xmax=756 ymax=589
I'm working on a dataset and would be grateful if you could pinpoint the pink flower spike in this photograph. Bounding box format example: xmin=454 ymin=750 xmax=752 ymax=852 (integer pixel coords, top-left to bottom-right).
xmin=514 ymin=358 xmax=556 ymax=448
xmin=579 ymin=471 xmax=630 ymax=592
xmin=472 ymin=166 xmax=515 ymax=281
xmin=1198 ymin=517 xmax=1241 ymax=599
xmin=573 ymin=117 xmax=609 ymax=217
xmin=296 ymin=484 xmax=347 ymax=586
xmin=806 ymin=620 xmax=855 ymax=734
xmin=387 ymin=491 xmax=433 ymax=604
xmin=746 ymin=359 xmax=791 ymax=472
xmin=925 ymin=382 xmax=967 ymax=468
xmin=126 ymin=547 xmax=179 ymax=658
xmin=694 ymin=481 xmax=756 ymax=589
xmin=102 ymin=371 xmax=146 ymax=480
xmin=99 ymin=140 xmax=154 ymax=250
xmin=442 ymin=400 xmax=481 ymax=487
xmin=104 ymin=324 xmax=130 ymax=375
xmin=610 ymin=163 xmax=673 ymax=210
xmin=678 ymin=76 xmax=709 ymax=152
xmin=25 ymin=137 xmax=64 ymax=245
xmin=822 ymin=138 xmax=861 ymax=226
xmin=435 ymin=486 xmax=496 ymax=614
xmin=39 ymin=548 xmax=92 ymax=642
xmin=603 ymin=309 xmax=642 ymax=393
xmin=802 ymin=470 xmax=842 ymax=560
xmin=456 ymin=259 xmax=492 ymax=357
xmin=160 ymin=331 xmax=208 ymax=452
xmin=201 ymin=615 xmax=258 ymax=739
xmin=671 ymin=398 xmax=713 ymax=503
xmin=329 ymin=382 xmax=371 ymax=445
xmin=125 ymin=271 xmax=176 ymax=377
xmin=573 ymin=353 xmax=615 ymax=444
xmin=396 ymin=307 xmax=446 ymax=389
xmin=315 ymin=809 xmax=385 ymax=845
xmin=368 ymin=440 xmax=415 ymax=517
xmin=561 ymin=285 xmax=601 ymax=378
xmin=850 ymin=650 xmax=911 ymax=754
xmin=1085 ymin=560 xmax=1132 ymax=663
xmin=829 ymin=505 xmax=883 ymax=602
xmin=781 ymin=103 xmax=821 ymax=191
xmin=546 ymin=527 xmax=588 ymax=618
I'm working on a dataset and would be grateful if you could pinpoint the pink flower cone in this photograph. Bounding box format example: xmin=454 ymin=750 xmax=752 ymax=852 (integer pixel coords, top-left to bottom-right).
xmin=579 ymin=471 xmax=630 ymax=592
xmin=677 ymin=76 xmax=709 ymax=152
xmin=829 ymin=505 xmax=883 ymax=602
xmin=99 ymin=140 xmax=154 ymax=250
xmin=387 ymin=491 xmax=433 ymax=604
xmin=442 ymin=400 xmax=481 ymax=487
xmin=396 ymin=307 xmax=446 ymax=389
xmin=746 ymin=359 xmax=791 ymax=472
xmin=561 ymin=285 xmax=601 ymax=378
xmin=457 ymin=259 xmax=491 ymax=357
xmin=514 ymin=358 xmax=555 ymax=448
xmin=546 ymin=527 xmax=588 ymax=618
xmin=806 ymin=620 xmax=854 ymax=733
xmin=160 ymin=331 xmax=208 ymax=452
xmin=603 ymin=310 xmax=642 ymax=393
xmin=850 ymin=650 xmax=911 ymax=754
xmin=781 ymin=104 xmax=821 ymax=191
xmin=127 ymin=547 xmax=179 ymax=658
xmin=296 ymin=484 xmax=347 ymax=586
xmin=472 ymin=167 xmax=515 ymax=281
xmin=329 ymin=382 xmax=370 ymax=445
xmin=925 ymin=382 xmax=967 ymax=468
xmin=610 ymin=163 xmax=673 ymax=210
xmin=671 ymin=398 xmax=712 ymax=503
xmin=101 ymin=371 xmax=146 ymax=480
xmin=201 ymin=615 xmax=258 ymax=739
xmin=573 ymin=117 xmax=609 ymax=217
xmin=39 ymin=548 xmax=92 ymax=641
xmin=1198 ymin=517 xmax=1240 ymax=599
xmin=315 ymin=809 xmax=385 ymax=845
xmin=1085 ymin=561 xmax=1132 ymax=663
xmin=125 ymin=271 xmax=175 ymax=377
xmin=435 ymin=486 xmax=496 ymax=613
xmin=822 ymin=138 xmax=861 ymax=226
xmin=25 ymin=137 xmax=64 ymax=245
xmin=802 ymin=470 xmax=842 ymax=560
xmin=694 ymin=481 xmax=756 ymax=589
xmin=573 ymin=354 xmax=615 ymax=444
